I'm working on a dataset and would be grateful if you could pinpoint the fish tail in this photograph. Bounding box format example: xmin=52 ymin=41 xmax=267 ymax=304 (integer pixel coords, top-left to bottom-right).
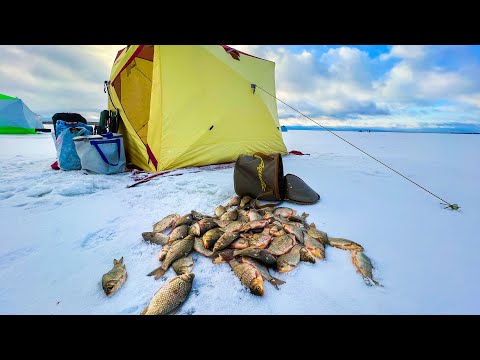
xmin=147 ymin=266 xmax=166 ymax=280
xmin=372 ymin=279 xmax=383 ymax=287
xmin=269 ymin=277 xmax=286 ymax=290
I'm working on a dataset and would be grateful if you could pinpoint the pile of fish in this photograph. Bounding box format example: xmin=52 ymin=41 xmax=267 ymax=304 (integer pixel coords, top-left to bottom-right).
xmin=101 ymin=195 xmax=382 ymax=315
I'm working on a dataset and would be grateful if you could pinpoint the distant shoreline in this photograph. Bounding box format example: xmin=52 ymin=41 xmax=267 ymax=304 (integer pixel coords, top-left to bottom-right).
xmin=40 ymin=122 xmax=479 ymax=134
xmin=283 ymin=125 xmax=480 ymax=135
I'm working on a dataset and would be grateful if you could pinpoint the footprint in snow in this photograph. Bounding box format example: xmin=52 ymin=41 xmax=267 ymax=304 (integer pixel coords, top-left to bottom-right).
xmin=12 ymin=202 xmax=28 ymax=207
xmin=0 ymin=186 xmax=16 ymax=193
xmin=0 ymin=247 xmax=36 ymax=271
xmin=0 ymin=192 xmax=14 ymax=200
xmin=80 ymin=228 xmax=118 ymax=250
xmin=26 ymin=187 xmax=53 ymax=198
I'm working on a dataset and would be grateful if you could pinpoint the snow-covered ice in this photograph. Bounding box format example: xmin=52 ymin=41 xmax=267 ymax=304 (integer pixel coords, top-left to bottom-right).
xmin=0 ymin=129 xmax=478 ymax=314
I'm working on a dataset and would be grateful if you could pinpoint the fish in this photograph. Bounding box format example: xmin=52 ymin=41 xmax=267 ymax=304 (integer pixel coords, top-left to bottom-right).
xmin=248 ymin=233 xmax=274 ymax=249
xmin=276 ymin=244 xmax=302 ymax=273
xmin=229 ymin=237 xmax=250 ymax=249
xmin=233 ymin=247 xmax=276 ymax=265
xmin=212 ymin=219 xmax=231 ymax=228
xmin=328 ymin=237 xmax=364 ymax=252
xmin=266 ymin=223 xmax=286 ymax=237
xmin=148 ymin=235 xmax=195 ymax=279
xmin=158 ymin=243 xmax=171 ymax=261
xmin=226 ymin=195 xmax=241 ymax=208
xmin=142 ymin=232 xmax=169 ymax=246
xmin=264 ymin=213 xmax=289 ymax=226
xmin=299 ymin=246 xmax=316 ymax=263
xmin=228 ymin=257 xmax=264 ymax=296
xmin=202 ymin=228 xmax=224 ymax=249
xmin=173 ymin=214 xmax=193 ymax=228
xmin=190 ymin=218 xmax=218 ymax=236
xmin=101 ymin=257 xmax=127 ymax=296
xmin=237 ymin=209 xmax=250 ymax=222
xmin=258 ymin=207 xmax=275 ymax=215
xmin=241 ymin=219 xmax=271 ymax=232
xmin=241 ymin=257 xmax=285 ymax=290
xmin=224 ymin=221 xmax=246 ymax=233
xmin=169 ymin=225 xmax=189 ymax=242
xmin=191 ymin=210 xmax=208 ymax=221
xmin=249 ymin=198 xmax=259 ymax=210
xmin=172 ymin=254 xmax=194 ymax=275
xmin=282 ymin=220 xmax=305 ymax=228
xmin=239 ymin=195 xmax=252 ymax=209
xmin=273 ymin=207 xmax=297 ymax=219
xmin=351 ymin=251 xmax=382 ymax=286
xmin=215 ymin=205 xmax=227 ymax=218
xmin=220 ymin=209 xmax=238 ymax=221
xmin=247 ymin=210 xmax=263 ymax=221
xmin=267 ymin=234 xmax=296 ymax=256
xmin=212 ymin=232 xmax=239 ymax=252
xmin=307 ymin=224 xmax=328 ymax=245
xmin=288 ymin=212 xmax=310 ymax=225
xmin=283 ymin=224 xmax=304 ymax=243
xmin=303 ymin=232 xmax=325 ymax=260
xmin=141 ymin=273 xmax=195 ymax=315
xmin=271 ymin=228 xmax=286 ymax=237
xmin=262 ymin=212 xmax=274 ymax=222
xmin=153 ymin=214 xmax=180 ymax=233
xmin=193 ymin=237 xmax=214 ymax=257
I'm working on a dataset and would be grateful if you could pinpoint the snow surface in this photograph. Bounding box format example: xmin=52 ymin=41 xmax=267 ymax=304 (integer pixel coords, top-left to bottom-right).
xmin=0 ymin=130 xmax=478 ymax=314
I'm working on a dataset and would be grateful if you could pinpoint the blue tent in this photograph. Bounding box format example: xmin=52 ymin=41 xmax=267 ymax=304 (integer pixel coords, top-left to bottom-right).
xmin=0 ymin=93 xmax=44 ymax=134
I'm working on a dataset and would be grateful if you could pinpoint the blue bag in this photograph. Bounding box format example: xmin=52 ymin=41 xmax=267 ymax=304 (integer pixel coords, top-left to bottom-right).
xmin=54 ymin=120 xmax=93 ymax=170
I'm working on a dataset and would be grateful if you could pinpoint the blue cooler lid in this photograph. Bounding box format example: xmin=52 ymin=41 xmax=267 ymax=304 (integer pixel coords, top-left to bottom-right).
xmin=73 ymin=133 xmax=123 ymax=141
xmin=73 ymin=135 xmax=103 ymax=141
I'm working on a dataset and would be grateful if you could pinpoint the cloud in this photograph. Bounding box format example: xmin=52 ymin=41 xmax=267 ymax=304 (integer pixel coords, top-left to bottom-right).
xmin=1 ymin=44 xmax=479 ymax=130
xmin=235 ymin=45 xmax=480 ymax=130
xmin=375 ymin=61 xmax=473 ymax=103
xmin=0 ymin=45 xmax=123 ymax=119
xmin=236 ymin=45 xmax=390 ymax=119
xmin=375 ymin=45 xmax=480 ymax=109
xmin=380 ymin=45 xmax=427 ymax=61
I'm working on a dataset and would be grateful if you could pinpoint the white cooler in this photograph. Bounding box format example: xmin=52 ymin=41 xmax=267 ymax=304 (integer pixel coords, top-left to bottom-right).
xmin=73 ymin=133 xmax=126 ymax=174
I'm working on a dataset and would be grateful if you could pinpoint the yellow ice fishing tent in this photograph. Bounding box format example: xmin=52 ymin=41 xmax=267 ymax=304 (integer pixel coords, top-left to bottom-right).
xmin=107 ymin=45 xmax=287 ymax=172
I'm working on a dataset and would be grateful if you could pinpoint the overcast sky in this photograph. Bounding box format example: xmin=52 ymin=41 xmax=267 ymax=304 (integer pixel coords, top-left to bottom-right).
xmin=1 ymin=45 xmax=479 ymax=131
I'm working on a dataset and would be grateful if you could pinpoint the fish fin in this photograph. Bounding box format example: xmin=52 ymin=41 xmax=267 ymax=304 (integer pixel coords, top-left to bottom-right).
xmin=301 ymin=212 xmax=309 ymax=218
xmin=268 ymin=277 xmax=286 ymax=290
xmin=147 ymin=266 xmax=166 ymax=280
xmin=140 ymin=306 xmax=148 ymax=315
xmin=310 ymin=223 xmax=316 ymax=229
xmin=371 ymin=278 xmax=383 ymax=287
